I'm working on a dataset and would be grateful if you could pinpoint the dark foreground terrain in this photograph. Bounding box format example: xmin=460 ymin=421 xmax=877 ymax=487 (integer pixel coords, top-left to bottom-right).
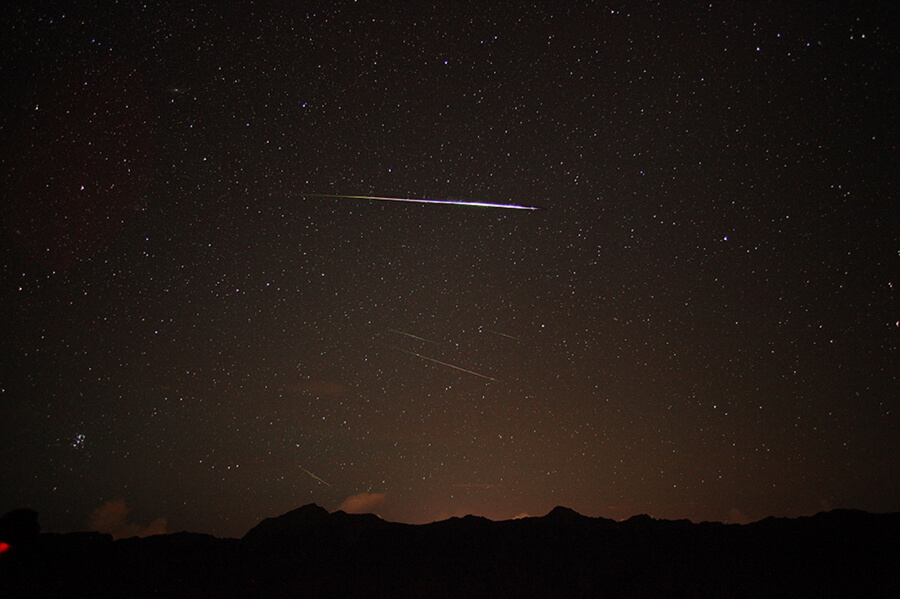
xmin=1 ymin=504 xmax=898 ymax=598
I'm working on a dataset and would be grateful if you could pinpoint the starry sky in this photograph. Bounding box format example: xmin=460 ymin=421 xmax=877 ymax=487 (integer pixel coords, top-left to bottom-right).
xmin=1 ymin=1 xmax=897 ymax=538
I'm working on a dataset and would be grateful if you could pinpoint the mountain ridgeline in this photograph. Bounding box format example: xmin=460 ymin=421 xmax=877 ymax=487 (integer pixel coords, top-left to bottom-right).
xmin=1 ymin=504 xmax=898 ymax=597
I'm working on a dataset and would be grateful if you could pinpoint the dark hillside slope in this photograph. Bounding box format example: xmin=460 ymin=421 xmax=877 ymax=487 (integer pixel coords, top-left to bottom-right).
xmin=2 ymin=505 xmax=898 ymax=598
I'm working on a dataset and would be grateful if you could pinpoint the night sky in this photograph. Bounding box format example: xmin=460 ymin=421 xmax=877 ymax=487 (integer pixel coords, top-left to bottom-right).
xmin=1 ymin=2 xmax=897 ymax=539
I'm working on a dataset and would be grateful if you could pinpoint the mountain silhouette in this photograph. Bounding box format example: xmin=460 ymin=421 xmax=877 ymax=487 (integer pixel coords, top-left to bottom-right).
xmin=1 ymin=505 xmax=898 ymax=598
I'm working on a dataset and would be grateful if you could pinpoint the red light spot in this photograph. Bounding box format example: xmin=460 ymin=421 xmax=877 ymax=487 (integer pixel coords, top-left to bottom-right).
xmin=0 ymin=542 xmax=10 ymax=555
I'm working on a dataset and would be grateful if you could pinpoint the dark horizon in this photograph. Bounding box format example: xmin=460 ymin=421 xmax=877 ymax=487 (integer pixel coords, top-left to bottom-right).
xmin=4 ymin=504 xmax=899 ymax=597
xmin=7 ymin=501 xmax=898 ymax=542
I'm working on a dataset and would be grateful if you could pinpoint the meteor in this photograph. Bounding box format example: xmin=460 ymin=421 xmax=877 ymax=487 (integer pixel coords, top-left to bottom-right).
xmin=485 ymin=329 xmax=520 ymax=341
xmin=393 ymin=347 xmax=499 ymax=382
xmin=388 ymin=328 xmax=441 ymax=345
xmin=308 ymin=193 xmax=544 ymax=211
xmin=299 ymin=465 xmax=333 ymax=488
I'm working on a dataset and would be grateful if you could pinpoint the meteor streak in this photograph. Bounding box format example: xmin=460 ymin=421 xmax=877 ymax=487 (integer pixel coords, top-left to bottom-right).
xmin=388 ymin=328 xmax=441 ymax=345
xmin=451 ymin=483 xmax=498 ymax=488
xmin=309 ymin=193 xmax=544 ymax=211
xmin=393 ymin=347 xmax=499 ymax=382
xmin=299 ymin=465 xmax=333 ymax=488
xmin=485 ymin=329 xmax=520 ymax=341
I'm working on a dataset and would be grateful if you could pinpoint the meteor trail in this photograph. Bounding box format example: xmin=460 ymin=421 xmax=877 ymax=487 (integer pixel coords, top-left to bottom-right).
xmin=393 ymin=347 xmax=499 ymax=382
xmin=308 ymin=193 xmax=544 ymax=211
xmin=485 ymin=329 xmax=520 ymax=341
xmin=299 ymin=465 xmax=333 ymax=488
xmin=388 ymin=328 xmax=441 ymax=344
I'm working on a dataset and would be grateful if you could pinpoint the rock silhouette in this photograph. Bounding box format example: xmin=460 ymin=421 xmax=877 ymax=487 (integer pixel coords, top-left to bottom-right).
xmin=1 ymin=505 xmax=898 ymax=598
xmin=0 ymin=508 xmax=40 ymax=550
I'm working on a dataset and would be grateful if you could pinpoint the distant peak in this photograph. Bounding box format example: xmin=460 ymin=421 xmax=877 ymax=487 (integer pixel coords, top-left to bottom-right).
xmin=286 ymin=503 xmax=329 ymax=517
xmin=625 ymin=514 xmax=654 ymax=522
xmin=266 ymin=503 xmax=330 ymax=527
xmin=299 ymin=503 xmax=328 ymax=513
xmin=545 ymin=506 xmax=584 ymax=519
xmin=242 ymin=504 xmax=331 ymax=543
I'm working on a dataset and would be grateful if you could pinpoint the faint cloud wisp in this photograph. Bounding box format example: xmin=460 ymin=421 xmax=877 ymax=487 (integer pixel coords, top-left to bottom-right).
xmin=339 ymin=493 xmax=387 ymax=514
xmin=89 ymin=499 xmax=167 ymax=539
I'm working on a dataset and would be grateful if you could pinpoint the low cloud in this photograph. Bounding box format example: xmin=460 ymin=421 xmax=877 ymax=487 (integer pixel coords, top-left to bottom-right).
xmin=339 ymin=493 xmax=387 ymax=514
xmin=727 ymin=507 xmax=751 ymax=525
xmin=89 ymin=499 xmax=167 ymax=539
